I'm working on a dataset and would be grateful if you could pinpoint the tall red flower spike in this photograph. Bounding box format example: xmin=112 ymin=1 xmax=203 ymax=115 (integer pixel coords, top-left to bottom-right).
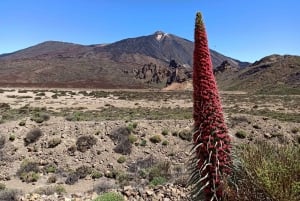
xmin=188 ymin=12 xmax=231 ymax=201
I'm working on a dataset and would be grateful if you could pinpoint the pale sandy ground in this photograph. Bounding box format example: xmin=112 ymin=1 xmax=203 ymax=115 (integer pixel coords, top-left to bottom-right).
xmin=0 ymin=87 xmax=299 ymax=196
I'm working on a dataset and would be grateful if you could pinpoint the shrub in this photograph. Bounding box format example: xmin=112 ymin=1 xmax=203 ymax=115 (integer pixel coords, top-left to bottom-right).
xmin=76 ymin=135 xmax=97 ymax=152
xmin=0 ymin=183 xmax=5 ymax=190
xmin=9 ymin=134 xmax=15 ymax=141
xmin=161 ymin=129 xmax=169 ymax=136
xmin=128 ymin=156 xmax=156 ymax=173
xmin=24 ymin=128 xmax=42 ymax=146
xmin=172 ymin=131 xmax=178 ymax=136
xmin=75 ymin=165 xmax=92 ymax=179
xmin=291 ymin=127 xmax=299 ymax=134
xmin=114 ymin=138 xmax=132 ymax=155
xmin=140 ymin=139 xmax=147 ymax=146
xmin=149 ymin=176 xmax=167 ymax=186
xmin=17 ymin=160 xmax=40 ymax=183
xmin=178 ymin=129 xmax=192 ymax=141
xmin=0 ymin=189 xmax=21 ymax=201
xmin=20 ymin=172 xmax=39 ymax=183
xmin=67 ymin=145 xmax=77 ymax=155
xmin=117 ymin=156 xmax=126 ymax=164
xmin=93 ymin=192 xmax=124 ymax=201
xmin=253 ymin=124 xmax=261 ymax=129
xmin=30 ymin=112 xmax=50 ymax=123
xmin=148 ymin=161 xmax=171 ymax=181
xmin=43 ymin=164 xmax=57 ymax=174
xmin=128 ymin=134 xmax=137 ymax=144
xmin=235 ymin=130 xmax=247 ymax=139
xmin=232 ymin=141 xmax=300 ymax=201
xmin=48 ymin=137 xmax=62 ymax=148
xmin=35 ymin=185 xmax=65 ymax=195
xmin=47 ymin=175 xmax=57 ymax=183
xmin=93 ymin=179 xmax=116 ymax=193
xmin=0 ymin=135 xmax=5 ymax=149
xmin=65 ymin=172 xmax=79 ymax=185
xmin=91 ymin=170 xmax=103 ymax=179
xmin=162 ymin=140 xmax=169 ymax=146
xmin=18 ymin=121 xmax=26 ymax=126
xmin=109 ymin=127 xmax=131 ymax=143
xmin=149 ymin=135 xmax=162 ymax=143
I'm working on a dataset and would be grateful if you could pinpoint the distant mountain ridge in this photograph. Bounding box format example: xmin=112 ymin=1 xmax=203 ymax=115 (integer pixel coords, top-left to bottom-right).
xmin=0 ymin=31 xmax=251 ymax=89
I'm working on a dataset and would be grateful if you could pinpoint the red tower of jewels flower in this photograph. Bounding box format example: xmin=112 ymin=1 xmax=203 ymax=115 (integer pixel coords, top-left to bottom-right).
xmin=188 ymin=12 xmax=231 ymax=201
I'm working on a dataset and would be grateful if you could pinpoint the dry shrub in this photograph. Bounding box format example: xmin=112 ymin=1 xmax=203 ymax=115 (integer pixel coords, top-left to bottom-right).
xmin=113 ymin=138 xmax=132 ymax=155
xmin=0 ymin=135 xmax=5 ymax=149
xmin=110 ymin=126 xmax=133 ymax=155
xmin=0 ymin=189 xmax=21 ymax=201
xmin=24 ymin=128 xmax=42 ymax=146
xmin=76 ymin=135 xmax=97 ymax=152
xmin=48 ymin=137 xmax=62 ymax=148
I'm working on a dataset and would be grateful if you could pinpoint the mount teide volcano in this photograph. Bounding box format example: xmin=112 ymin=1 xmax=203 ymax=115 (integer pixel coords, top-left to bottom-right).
xmin=0 ymin=31 xmax=247 ymax=88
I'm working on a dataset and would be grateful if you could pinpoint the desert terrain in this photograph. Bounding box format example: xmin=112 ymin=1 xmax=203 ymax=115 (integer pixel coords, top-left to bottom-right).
xmin=0 ymin=87 xmax=299 ymax=200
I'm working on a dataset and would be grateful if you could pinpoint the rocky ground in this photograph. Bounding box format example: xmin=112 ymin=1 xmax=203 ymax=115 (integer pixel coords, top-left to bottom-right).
xmin=0 ymin=88 xmax=299 ymax=201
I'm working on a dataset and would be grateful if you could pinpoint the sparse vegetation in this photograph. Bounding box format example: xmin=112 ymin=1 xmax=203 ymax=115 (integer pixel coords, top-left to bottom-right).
xmin=18 ymin=163 xmax=40 ymax=183
xmin=235 ymin=130 xmax=247 ymax=139
xmin=161 ymin=129 xmax=169 ymax=136
xmin=47 ymin=137 xmax=62 ymax=148
xmin=117 ymin=156 xmax=126 ymax=164
xmin=35 ymin=185 xmax=66 ymax=195
xmin=24 ymin=128 xmax=42 ymax=146
xmin=178 ymin=129 xmax=192 ymax=141
xmin=149 ymin=135 xmax=162 ymax=143
xmin=76 ymin=135 xmax=97 ymax=152
xmin=93 ymin=192 xmax=124 ymax=201
xmin=0 ymin=135 xmax=6 ymax=149
xmin=91 ymin=170 xmax=103 ymax=179
xmin=0 ymin=189 xmax=21 ymax=201
xmin=230 ymin=141 xmax=300 ymax=201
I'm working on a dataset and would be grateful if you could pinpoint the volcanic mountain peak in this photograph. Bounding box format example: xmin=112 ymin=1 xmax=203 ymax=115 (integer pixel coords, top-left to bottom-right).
xmin=154 ymin=31 xmax=169 ymax=41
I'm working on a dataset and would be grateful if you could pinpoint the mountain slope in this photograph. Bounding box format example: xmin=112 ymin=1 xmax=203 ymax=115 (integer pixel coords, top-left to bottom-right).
xmin=216 ymin=54 xmax=300 ymax=94
xmin=0 ymin=31 xmax=248 ymax=88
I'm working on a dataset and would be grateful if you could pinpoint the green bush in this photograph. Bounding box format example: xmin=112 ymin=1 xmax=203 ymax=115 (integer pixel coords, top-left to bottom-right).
xmin=162 ymin=140 xmax=169 ymax=146
xmin=161 ymin=129 xmax=169 ymax=136
xmin=128 ymin=134 xmax=137 ymax=144
xmin=43 ymin=164 xmax=57 ymax=174
xmin=140 ymin=139 xmax=147 ymax=146
xmin=149 ymin=135 xmax=162 ymax=143
xmin=149 ymin=176 xmax=167 ymax=186
xmin=93 ymin=192 xmax=124 ymax=201
xmin=232 ymin=141 xmax=300 ymax=201
xmin=9 ymin=134 xmax=15 ymax=141
xmin=91 ymin=170 xmax=103 ymax=179
xmin=117 ymin=156 xmax=126 ymax=164
xmin=17 ymin=160 xmax=40 ymax=183
xmin=0 ymin=183 xmax=5 ymax=190
xmin=235 ymin=130 xmax=247 ymax=139
xmin=34 ymin=185 xmax=66 ymax=195
xmin=20 ymin=172 xmax=39 ymax=183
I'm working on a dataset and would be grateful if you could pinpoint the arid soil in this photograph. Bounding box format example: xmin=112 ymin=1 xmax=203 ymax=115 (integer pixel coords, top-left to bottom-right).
xmin=0 ymin=88 xmax=299 ymax=200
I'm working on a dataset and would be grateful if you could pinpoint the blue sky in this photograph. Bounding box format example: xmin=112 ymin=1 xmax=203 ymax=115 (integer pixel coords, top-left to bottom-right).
xmin=0 ymin=0 xmax=299 ymax=62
